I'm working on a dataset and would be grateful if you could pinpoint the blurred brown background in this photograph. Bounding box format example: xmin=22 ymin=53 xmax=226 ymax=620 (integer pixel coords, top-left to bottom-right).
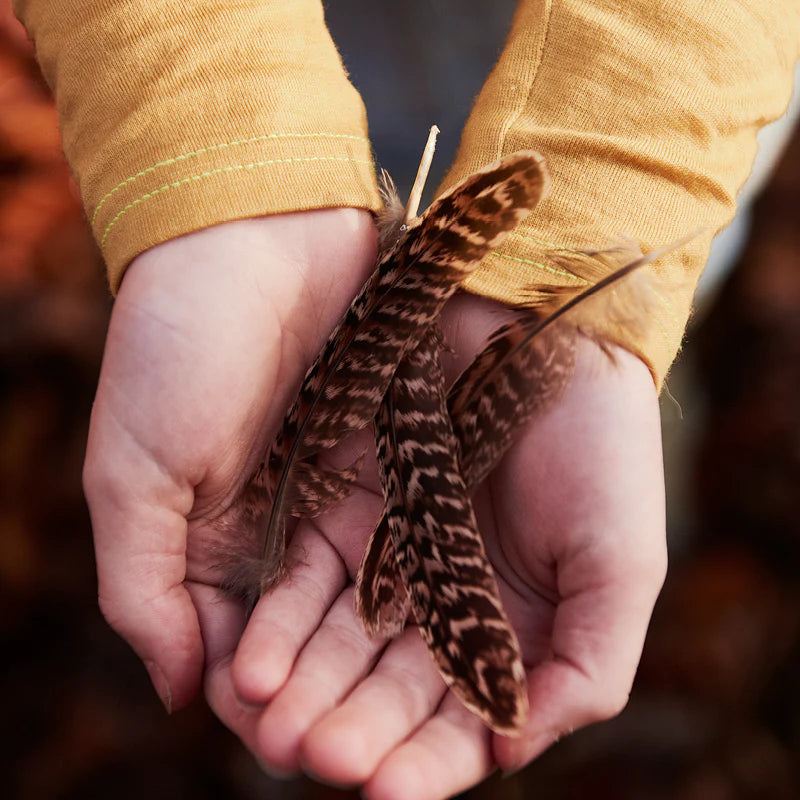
xmin=2 ymin=4 xmax=799 ymax=798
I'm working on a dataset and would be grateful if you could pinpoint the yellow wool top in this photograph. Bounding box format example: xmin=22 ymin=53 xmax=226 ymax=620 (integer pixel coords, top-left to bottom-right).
xmin=14 ymin=0 xmax=800 ymax=387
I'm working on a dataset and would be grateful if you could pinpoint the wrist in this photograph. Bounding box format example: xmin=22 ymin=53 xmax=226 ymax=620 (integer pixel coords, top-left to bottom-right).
xmin=118 ymin=209 xmax=377 ymax=330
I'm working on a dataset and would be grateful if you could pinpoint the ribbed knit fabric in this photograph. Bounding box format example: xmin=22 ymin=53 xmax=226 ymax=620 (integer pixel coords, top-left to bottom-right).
xmin=13 ymin=0 xmax=381 ymax=291
xmin=13 ymin=0 xmax=800 ymax=386
xmin=440 ymin=0 xmax=800 ymax=385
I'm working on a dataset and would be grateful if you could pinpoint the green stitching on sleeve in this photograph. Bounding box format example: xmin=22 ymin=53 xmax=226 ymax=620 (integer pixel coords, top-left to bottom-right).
xmin=100 ymin=155 xmax=375 ymax=249
xmin=492 ymin=250 xmax=585 ymax=281
xmin=512 ymin=231 xmax=592 ymax=257
xmin=91 ymin=132 xmax=370 ymax=227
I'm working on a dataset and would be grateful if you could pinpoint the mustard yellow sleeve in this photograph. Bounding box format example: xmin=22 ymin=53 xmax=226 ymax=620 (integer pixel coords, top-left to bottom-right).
xmin=12 ymin=0 xmax=382 ymax=292
xmin=440 ymin=0 xmax=800 ymax=387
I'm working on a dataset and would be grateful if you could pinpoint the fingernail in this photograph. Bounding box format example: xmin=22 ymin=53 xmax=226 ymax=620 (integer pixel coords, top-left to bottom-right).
xmin=144 ymin=660 xmax=172 ymax=714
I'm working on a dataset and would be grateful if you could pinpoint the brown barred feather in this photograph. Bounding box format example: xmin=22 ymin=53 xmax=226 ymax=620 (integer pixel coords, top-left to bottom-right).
xmin=222 ymin=151 xmax=550 ymax=601
xmin=287 ymin=455 xmax=365 ymax=517
xmin=374 ymin=328 xmax=529 ymax=735
xmin=448 ymin=316 xmax=576 ymax=485
xmin=353 ymin=513 xmax=409 ymax=638
xmin=356 ymin=236 xmax=693 ymax=638
xmin=445 ymin=234 xmax=697 ymax=486
xmin=355 ymin=321 xmax=574 ymax=639
xmin=355 ymin=319 xmax=573 ymax=643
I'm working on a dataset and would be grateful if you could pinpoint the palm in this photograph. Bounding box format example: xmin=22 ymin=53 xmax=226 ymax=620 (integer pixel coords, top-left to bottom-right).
xmin=201 ymin=294 xmax=667 ymax=798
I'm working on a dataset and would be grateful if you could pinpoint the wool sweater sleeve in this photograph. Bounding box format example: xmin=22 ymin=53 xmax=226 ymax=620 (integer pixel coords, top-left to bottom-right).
xmin=12 ymin=0 xmax=382 ymax=291
xmin=439 ymin=0 xmax=800 ymax=386
xmin=13 ymin=1 xmax=800 ymax=388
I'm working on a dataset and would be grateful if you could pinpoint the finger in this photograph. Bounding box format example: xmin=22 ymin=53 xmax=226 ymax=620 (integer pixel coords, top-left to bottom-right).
xmin=84 ymin=425 xmax=203 ymax=712
xmin=494 ymin=569 xmax=665 ymax=771
xmin=253 ymin=587 xmax=388 ymax=774
xmin=301 ymin=627 xmax=448 ymax=785
xmin=231 ymin=522 xmax=349 ymax=704
xmin=364 ymin=692 xmax=493 ymax=800
xmin=186 ymin=581 xmax=263 ymax=755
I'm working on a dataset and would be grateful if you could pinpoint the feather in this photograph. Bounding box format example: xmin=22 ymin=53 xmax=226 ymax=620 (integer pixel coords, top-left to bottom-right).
xmin=354 ymin=319 xmax=573 ymax=641
xmin=286 ymin=456 xmax=366 ymax=517
xmin=376 ymin=168 xmax=407 ymax=251
xmin=353 ymin=509 xmax=409 ymax=638
xmin=223 ymin=150 xmax=550 ymax=600
xmin=213 ymin=468 xmax=272 ymax=610
xmin=356 ymin=235 xmax=693 ymax=639
xmin=448 ymin=315 xmax=576 ymax=485
xmin=374 ymin=327 xmax=529 ymax=734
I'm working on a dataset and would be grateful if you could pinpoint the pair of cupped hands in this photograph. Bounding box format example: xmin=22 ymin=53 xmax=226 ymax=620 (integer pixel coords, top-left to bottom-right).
xmin=83 ymin=207 xmax=667 ymax=800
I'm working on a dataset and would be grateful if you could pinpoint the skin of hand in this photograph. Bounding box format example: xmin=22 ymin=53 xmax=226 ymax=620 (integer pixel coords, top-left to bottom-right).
xmin=83 ymin=208 xmax=379 ymax=712
xmin=84 ymin=213 xmax=668 ymax=800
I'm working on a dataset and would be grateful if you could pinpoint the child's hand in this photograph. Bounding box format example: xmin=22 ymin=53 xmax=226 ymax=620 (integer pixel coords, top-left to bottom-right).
xmin=82 ymin=208 xmax=378 ymax=712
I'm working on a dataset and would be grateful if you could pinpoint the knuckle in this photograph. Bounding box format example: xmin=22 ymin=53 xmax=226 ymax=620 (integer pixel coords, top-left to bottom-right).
xmin=325 ymin=619 xmax=368 ymax=652
xmin=96 ymin=580 xmax=144 ymax=641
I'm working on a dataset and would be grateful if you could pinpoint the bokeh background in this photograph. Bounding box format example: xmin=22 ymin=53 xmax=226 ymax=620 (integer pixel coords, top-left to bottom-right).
xmin=2 ymin=3 xmax=799 ymax=798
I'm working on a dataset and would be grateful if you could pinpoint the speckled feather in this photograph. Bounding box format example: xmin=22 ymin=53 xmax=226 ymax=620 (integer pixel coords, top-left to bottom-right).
xmin=356 ymin=238 xmax=684 ymax=642
xmin=355 ymin=318 xmax=574 ymax=640
xmin=223 ymin=151 xmax=550 ymax=601
xmin=373 ymin=328 xmax=529 ymax=734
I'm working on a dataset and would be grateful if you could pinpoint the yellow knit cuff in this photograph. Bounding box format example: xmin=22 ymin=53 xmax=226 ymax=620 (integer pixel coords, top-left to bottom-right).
xmin=92 ymin=133 xmax=379 ymax=291
xmin=440 ymin=0 xmax=800 ymax=388
xmin=467 ymin=233 xmax=699 ymax=390
xmin=14 ymin=0 xmax=382 ymax=291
